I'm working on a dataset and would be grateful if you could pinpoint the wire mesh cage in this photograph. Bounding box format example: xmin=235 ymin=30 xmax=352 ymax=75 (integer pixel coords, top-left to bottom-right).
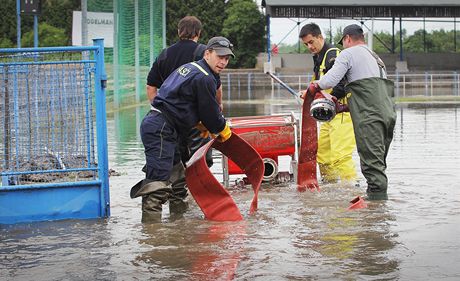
xmin=0 ymin=50 xmax=98 ymax=185
xmin=0 ymin=41 xmax=109 ymax=224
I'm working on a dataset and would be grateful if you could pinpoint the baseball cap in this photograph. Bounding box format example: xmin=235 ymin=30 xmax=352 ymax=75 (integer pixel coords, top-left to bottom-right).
xmin=338 ymin=24 xmax=364 ymax=45
xmin=206 ymin=36 xmax=235 ymax=58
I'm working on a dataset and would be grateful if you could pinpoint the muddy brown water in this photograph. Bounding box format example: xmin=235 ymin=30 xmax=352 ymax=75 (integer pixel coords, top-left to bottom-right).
xmin=1 ymin=102 xmax=460 ymax=281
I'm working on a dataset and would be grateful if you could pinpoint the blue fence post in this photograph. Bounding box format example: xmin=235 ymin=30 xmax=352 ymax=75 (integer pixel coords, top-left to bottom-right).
xmin=93 ymin=38 xmax=110 ymax=217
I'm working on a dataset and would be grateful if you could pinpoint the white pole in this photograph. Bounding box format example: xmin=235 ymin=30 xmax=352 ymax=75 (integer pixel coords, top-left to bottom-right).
xmin=162 ymin=0 xmax=166 ymax=48
xmin=149 ymin=0 xmax=154 ymax=66
xmin=81 ymin=0 xmax=88 ymax=46
xmin=367 ymin=18 xmax=374 ymax=51
xmin=113 ymin=0 xmax=119 ymax=108
xmin=135 ymin=0 xmax=140 ymax=102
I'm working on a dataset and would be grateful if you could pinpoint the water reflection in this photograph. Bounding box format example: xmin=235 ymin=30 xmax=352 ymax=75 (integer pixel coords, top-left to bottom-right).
xmin=136 ymin=220 xmax=246 ymax=280
xmin=2 ymin=97 xmax=460 ymax=280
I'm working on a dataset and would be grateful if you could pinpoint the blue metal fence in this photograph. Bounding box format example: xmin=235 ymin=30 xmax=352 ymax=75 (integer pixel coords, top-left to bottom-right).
xmin=0 ymin=39 xmax=110 ymax=224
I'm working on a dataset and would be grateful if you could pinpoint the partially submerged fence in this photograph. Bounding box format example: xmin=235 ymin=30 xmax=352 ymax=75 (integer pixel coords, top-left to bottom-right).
xmin=0 ymin=39 xmax=110 ymax=224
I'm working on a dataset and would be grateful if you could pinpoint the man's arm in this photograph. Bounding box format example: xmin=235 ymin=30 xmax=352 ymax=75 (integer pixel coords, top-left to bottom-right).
xmin=146 ymin=85 xmax=158 ymax=103
xmin=325 ymin=50 xmax=347 ymax=99
xmin=216 ymin=85 xmax=223 ymax=111
xmin=318 ymin=50 xmax=350 ymax=90
xmin=146 ymin=49 xmax=167 ymax=103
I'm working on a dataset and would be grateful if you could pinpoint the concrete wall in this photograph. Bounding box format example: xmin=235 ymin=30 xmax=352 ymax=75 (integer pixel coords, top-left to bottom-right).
xmin=257 ymin=53 xmax=460 ymax=73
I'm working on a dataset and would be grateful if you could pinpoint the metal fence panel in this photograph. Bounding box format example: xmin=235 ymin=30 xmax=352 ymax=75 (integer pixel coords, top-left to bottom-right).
xmin=0 ymin=41 xmax=109 ymax=224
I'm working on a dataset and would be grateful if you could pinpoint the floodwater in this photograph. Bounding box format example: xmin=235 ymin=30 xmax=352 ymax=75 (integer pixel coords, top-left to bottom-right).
xmin=1 ymin=99 xmax=460 ymax=280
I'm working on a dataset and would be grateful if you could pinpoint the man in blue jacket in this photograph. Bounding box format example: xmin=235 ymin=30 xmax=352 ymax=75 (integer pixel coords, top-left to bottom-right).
xmin=136 ymin=37 xmax=235 ymax=222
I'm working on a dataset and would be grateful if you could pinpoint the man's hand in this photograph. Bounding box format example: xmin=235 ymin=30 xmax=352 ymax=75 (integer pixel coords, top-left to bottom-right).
xmin=330 ymin=96 xmax=349 ymax=113
xmin=195 ymin=122 xmax=210 ymax=138
xmin=301 ymin=82 xmax=321 ymax=99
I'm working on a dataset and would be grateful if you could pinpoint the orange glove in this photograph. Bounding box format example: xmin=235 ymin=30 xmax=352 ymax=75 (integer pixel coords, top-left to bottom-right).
xmin=195 ymin=122 xmax=210 ymax=138
xmin=216 ymin=123 xmax=232 ymax=142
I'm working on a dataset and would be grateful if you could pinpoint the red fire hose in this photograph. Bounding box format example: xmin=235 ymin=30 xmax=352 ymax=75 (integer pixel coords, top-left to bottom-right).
xmin=185 ymin=133 xmax=264 ymax=221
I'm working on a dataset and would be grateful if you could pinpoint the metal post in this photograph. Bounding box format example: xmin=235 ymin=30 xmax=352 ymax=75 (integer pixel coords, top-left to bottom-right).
xmin=329 ymin=18 xmax=332 ymax=44
xmin=149 ymin=0 xmax=154 ymax=66
xmin=162 ymin=0 xmax=166 ymax=48
xmin=423 ymin=18 xmax=427 ymax=52
xmin=33 ymin=15 xmax=38 ymax=47
xmin=399 ymin=17 xmax=403 ymax=61
xmin=134 ymin=0 xmax=140 ymax=102
xmin=368 ymin=18 xmax=374 ymax=51
xmin=267 ymin=15 xmax=271 ymax=62
xmin=425 ymin=72 xmax=428 ymax=96
xmin=16 ymin=0 xmax=21 ymax=48
xmin=247 ymin=73 xmax=251 ymax=99
xmin=81 ymin=0 xmax=88 ymax=46
xmin=113 ymin=0 xmax=119 ymax=108
xmin=3 ymin=66 xmax=10 ymax=185
xmin=430 ymin=74 xmax=433 ymax=97
xmin=392 ymin=17 xmax=395 ymax=53
xmin=455 ymin=18 xmax=457 ymax=53
xmin=403 ymin=74 xmax=406 ymax=97
xmin=93 ymin=38 xmax=110 ymax=217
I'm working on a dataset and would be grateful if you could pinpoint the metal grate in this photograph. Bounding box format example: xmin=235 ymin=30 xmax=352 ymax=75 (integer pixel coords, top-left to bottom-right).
xmin=0 ymin=50 xmax=98 ymax=186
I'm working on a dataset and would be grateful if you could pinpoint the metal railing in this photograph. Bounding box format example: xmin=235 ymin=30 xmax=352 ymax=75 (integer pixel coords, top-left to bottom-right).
xmin=220 ymin=71 xmax=460 ymax=99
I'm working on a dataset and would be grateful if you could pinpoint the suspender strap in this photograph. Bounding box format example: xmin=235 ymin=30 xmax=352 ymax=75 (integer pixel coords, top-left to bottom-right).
xmin=360 ymin=45 xmax=387 ymax=78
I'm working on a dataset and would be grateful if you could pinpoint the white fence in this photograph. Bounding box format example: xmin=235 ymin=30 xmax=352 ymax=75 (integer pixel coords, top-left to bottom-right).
xmin=221 ymin=72 xmax=460 ymax=98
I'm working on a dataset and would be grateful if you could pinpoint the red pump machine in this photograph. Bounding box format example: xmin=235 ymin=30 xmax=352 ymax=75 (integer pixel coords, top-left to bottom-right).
xmin=222 ymin=113 xmax=299 ymax=187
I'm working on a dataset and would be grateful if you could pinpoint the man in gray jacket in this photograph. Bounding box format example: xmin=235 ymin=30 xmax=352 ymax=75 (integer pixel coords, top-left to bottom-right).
xmin=307 ymin=24 xmax=396 ymax=200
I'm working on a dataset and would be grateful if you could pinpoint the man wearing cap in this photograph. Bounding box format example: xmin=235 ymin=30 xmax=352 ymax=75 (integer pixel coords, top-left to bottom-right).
xmin=146 ymin=15 xmax=219 ymax=168
xmin=299 ymin=23 xmax=357 ymax=184
xmin=307 ymin=24 xmax=396 ymax=200
xmin=135 ymin=36 xmax=235 ymax=222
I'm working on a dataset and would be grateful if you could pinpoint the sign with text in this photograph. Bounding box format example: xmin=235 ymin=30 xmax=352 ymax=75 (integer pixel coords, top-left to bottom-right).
xmin=72 ymin=11 xmax=113 ymax=47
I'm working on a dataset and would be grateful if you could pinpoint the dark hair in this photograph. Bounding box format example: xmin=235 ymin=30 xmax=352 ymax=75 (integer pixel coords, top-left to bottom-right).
xmin=349 ymin=33 xmax=365 ymax=42
xmin=299 ymin=23 xmax=322 ymax=38
xmin=178 ymin=16 xmax=202 ymax=40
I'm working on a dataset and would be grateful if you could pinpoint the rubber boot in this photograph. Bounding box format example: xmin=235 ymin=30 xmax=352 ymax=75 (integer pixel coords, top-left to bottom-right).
xmin=138 ymin=180 xmax=172 ymax=223
xmin=168 ymin=162 xmax=189 ymax=215
xmin=366 ymin=185 xmax=388 ymax=200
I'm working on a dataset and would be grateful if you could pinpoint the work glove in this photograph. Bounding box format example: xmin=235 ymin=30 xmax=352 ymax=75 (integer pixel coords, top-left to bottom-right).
xmin=300 ymin=82 xmax=321 ymax=99
xmin=216 ymin=123 xmax=232 ymax=143
xmin=195 ymin=122 xmax=210 ymax=139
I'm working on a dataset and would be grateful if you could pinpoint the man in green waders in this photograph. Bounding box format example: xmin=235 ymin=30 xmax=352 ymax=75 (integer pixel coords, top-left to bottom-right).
xmin=308 ymin=24 xmax=396 ymax=200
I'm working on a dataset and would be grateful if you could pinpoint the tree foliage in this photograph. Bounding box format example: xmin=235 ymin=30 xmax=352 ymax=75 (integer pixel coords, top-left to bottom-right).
xmin=165 ymin=0 xmax=265 ymax=68
xmin=0 ymin=0 xmax=79 ymax=46
xmin=21 ymin=23 xmax=67 ymax=47
xmin=280 ymin=28 xmax=460 ymax=54
xmin=221 ymin=0 xmax=265 ymax=68
xmin=165 ymin=0 xmax=226 ymax=46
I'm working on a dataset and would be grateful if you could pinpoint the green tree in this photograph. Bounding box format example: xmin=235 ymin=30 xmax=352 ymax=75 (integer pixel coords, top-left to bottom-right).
xmin=165 ymin=0 xmax=226 ymax=46
xmin=0 ymin=38 xmax=14 ymax=48
xmin=21 ymin=23 xmax=67 ymax=47
xmin=372 ymin=30 xmax=398 ymax=54
xmin=404 ymin=29 xmax=433 ymax=52
xmin=1 ymin=0 xmax=79 ymax=47
xmin=40 ymin=0 xmax=81 ymax=45
xmin=222 ymin=0 xmax=265 ymax=68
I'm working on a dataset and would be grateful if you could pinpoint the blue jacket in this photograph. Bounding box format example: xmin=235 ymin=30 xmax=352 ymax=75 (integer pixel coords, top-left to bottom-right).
xmin=152 ymin=59 xmax=226 ymax=135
